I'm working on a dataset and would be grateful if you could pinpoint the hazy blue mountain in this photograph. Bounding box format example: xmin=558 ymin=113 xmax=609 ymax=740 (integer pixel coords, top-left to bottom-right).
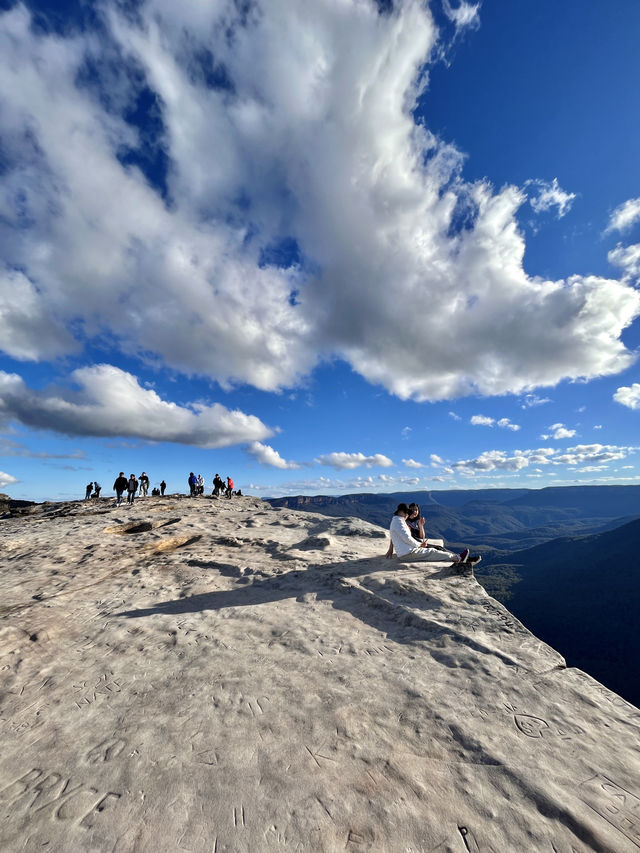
xmin=479 ymin=517 xmax=640 ymax=707
xmin=266 ymin=486 xmax=640 ymax=551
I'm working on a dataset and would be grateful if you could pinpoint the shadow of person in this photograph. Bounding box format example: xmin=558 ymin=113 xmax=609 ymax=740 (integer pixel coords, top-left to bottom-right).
xmin=113 ymin=554 xmax=515 ymax=668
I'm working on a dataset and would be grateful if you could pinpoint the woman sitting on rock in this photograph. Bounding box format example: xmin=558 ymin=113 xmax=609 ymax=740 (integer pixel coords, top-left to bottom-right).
xmin=387 ymin=503 xmax=480 ymax=565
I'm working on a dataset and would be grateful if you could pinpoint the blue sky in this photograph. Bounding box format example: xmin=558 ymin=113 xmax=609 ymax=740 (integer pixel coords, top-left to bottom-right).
xmin=1 ymin=0 xmax=640 ymax=502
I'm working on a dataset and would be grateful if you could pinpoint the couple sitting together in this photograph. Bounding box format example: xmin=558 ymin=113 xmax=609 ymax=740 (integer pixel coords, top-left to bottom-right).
xmin=387 ymin=502 xmax=481 ymax=567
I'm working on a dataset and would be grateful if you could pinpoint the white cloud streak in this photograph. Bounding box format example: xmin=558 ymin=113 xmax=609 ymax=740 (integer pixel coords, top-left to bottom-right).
xmin=0 ymin=365 xmax=272 ymax=448
xmin=0 ymin=2 xmax=637 ymax=406
xmin=314 ymin=452 xmax=394 ymax=470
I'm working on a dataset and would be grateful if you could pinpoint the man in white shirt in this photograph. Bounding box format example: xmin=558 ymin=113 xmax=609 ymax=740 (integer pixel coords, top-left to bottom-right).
xmin=389 ymin=503 xmax=478 ymax=564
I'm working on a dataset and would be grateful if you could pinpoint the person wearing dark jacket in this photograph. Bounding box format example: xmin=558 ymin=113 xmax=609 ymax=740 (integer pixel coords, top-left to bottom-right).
xmin=160 ymin=480 xmax=167 ymax=496
xmin=113 ymin=472 xmax=128 ymax=506
xmin=127 ymin=474 xmax=138 ymax=504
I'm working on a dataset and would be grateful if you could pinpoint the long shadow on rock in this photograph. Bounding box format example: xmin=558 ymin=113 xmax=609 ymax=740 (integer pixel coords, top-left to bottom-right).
xmin=114 ymin=556 xmax=517 ymax=668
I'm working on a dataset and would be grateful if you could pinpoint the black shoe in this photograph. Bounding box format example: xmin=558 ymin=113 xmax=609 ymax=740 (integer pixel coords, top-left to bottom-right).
xmin=468 ymin=555 xmax=482 ymax=565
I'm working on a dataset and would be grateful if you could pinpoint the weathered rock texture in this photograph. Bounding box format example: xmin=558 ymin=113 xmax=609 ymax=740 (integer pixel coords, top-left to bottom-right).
xmin=1 ymin=496 xmax=639 ymax=852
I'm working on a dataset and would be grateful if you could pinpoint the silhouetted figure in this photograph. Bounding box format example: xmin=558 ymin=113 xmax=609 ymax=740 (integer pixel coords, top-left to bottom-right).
xmin=160 ymin=480 xmax=167 ymax=496
xmin=113 ymin=472 xmax=127 ymax=506
xmin=93 ymin=481 xmax=101 ymax=498
xmin=151 ymin=487 xmax=160 ymax=496
xmin=212 ymin=474 xmax=224 ymax=496
xmin=85 ymin=483 xmax=93 ymax=500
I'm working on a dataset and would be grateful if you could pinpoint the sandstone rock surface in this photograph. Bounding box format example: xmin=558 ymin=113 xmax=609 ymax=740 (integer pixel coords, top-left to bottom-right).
xmin=1 ymin=495 xmax=639 ymax=852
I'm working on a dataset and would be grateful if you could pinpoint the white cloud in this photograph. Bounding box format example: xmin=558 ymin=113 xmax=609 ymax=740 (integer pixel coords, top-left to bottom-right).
xmin=540 ymin=423 xmax=576 ymax=440
xmin=0 ymin=365 xmax=272 ymax=448
xmin=471 ymin=414 xmax=520 ymax=430
xmin=442 ymin=0 xmax=480 ymax=31
xmin=527 ymin=178 xmax=576 ymax=218
xmin=246 ymin=441 xmax=300 ymax=470
xmin=451 ymin=443 xmax=634 ymax=475
xmin=0 ymin=3 xmax=637 ymax=404
xmin=614 ymin=383 xmax=640 ymax=410
xmin=605 ymin=198 xmax=640 ymax=234
xmin=554 ymin=444 xmax=632 ymax=466
xmin=521 ymin=394 xmax=551 ymax=408
xmin=497 ymin=418 xmax=520 ymax=431
xmin=449 ymin=411 xmax=462 ymax=421
xmin=608 ymin=244 xmax=640 ymax=279
xmin=402 ymin=458 xmax=423 ymax=468
xmin=314 ymin=452 xmax=393 ymax=470
xmin=401 ymin=426 xmax=412 ymax=439
xmin=594 ymin=424 xmax=602 ymax=429
xmin=430 ymin=453 xmax=444 ymax=465
xmin=0 ymin=470 xmax=18 ymax=489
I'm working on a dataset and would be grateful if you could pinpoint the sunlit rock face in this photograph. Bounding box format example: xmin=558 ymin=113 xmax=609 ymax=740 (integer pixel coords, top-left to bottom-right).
xmin=1 ymin=496 xmax=639 ymax=852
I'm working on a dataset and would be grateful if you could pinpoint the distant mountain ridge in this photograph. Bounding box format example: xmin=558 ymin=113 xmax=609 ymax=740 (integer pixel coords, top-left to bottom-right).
xmin=266 ymin=485 xmax=640 ymax=552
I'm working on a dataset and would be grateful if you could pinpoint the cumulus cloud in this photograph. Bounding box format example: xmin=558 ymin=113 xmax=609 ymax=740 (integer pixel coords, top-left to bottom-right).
xmin=527 ymin=178 xmax=576 ymax=218
xmin=0 ymin=470 xmax=18 ymax=489
xmin=251 ymin=471 xmax=419 ymax=496
xmin=497 ymin=417 xmax=520 ymax=431
xmin=402 ymin=458 xmax=423 ymax=468
xmin=314 ymin=452 xmax=393 ymax=470
xmin=540 ymin=423 xmax=576 ymax=440
xmin=452 ymin=443 xmax=634 ymax=474
xmin=614 ymin=383 xmax=640 ymax=410
xmin=0 ymin=2 xmax=637 ymax=404
xmin=246 ymin=441 xmax=301 ymax=469
xmin=471 ymin=415 xmax=520 ymax=430
xmin=0 ymin=365 xmax=272 ymax=448
xmin=605 ymin=198 xmax=640 ymax=234
xmin=553 ymin=444 xmax=630 ymax=466
xmin=430 ymin=453 xmax=444 ymax=464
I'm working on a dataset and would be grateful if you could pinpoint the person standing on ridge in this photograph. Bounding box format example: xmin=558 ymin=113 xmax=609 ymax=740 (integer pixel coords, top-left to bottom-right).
xmin=160 ymin=480 xmax=167 ymax=496
xmin=139 ymin=472 xmax=149 ymax=497
xmin=93 ymin=481 xmax=101 ymax=498
xmin=127 ymin=474 xmax=138 ymax=504
xmin=113 ymin=472 xmax=128 ymax=506
xmin=188 ymin=472 xmax=197 ymax=496
xmin=85 ymin=482 xmax=93 ymax=500
xmin=226 ymin=476 xmax=234 ymax=499
xmin=196 ymin=474 xmax=204 ymax=495
xmin=212 ymin=474 xmax=224 ymax=496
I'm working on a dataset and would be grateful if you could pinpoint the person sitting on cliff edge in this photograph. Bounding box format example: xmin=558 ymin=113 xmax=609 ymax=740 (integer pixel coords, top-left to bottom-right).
xmin=388 ymin=503 xmax=481 ymax=567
